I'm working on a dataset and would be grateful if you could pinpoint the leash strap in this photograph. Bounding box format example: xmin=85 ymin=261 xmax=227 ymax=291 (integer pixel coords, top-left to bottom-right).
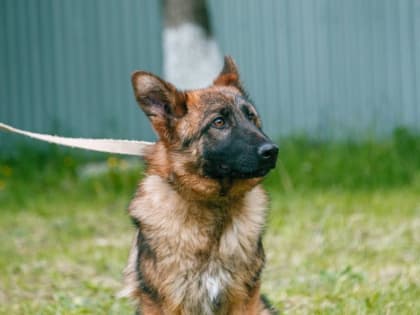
xmin=0 ymin=122 xmax=154 ymax=157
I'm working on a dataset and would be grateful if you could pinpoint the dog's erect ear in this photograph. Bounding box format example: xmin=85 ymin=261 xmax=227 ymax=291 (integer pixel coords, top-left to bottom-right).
xmin=213 ymin=56 xmax=241 ymax=87
xmin=132 ymin=71 xmax=187 ymax=141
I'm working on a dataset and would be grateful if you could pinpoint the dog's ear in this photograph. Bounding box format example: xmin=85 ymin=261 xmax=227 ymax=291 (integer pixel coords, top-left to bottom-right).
xmin=132 ymin=71 xmax=187 ymax=141
xmin=213 ymin=56 xmax=241 ymax=87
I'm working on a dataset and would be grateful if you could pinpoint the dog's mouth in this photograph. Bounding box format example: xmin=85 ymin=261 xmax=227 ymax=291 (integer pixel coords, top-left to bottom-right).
xmin=213 ymin=163 xmax=275 ymax=179
xmin=231 ymin=167 xmax=273 ymax=179
xmin=202 ymin=149 xmax=278 ymax=180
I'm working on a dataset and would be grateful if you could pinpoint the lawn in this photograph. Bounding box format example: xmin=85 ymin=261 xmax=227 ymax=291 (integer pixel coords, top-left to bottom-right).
xmin=1 ymin=130 xmax=420 ymax=314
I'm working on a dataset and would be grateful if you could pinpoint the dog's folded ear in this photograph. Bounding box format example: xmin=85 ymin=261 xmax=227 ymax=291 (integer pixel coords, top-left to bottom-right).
xmin=213 ymin=56 xmax=241 ymax=88
xmin=132 ymin=72 xmax=187 ymax=118
xmin=132 ymin=72 xmax=187 ymax=141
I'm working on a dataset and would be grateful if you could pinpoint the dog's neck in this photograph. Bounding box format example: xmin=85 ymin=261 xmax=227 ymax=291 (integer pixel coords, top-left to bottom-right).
xmin=144 ymin=142 xmax=262 ymax=204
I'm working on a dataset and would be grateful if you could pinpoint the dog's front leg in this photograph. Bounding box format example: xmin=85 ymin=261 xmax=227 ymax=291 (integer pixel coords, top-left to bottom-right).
xmin=137 ymin=295 xmax=163 ymax=315
xmin=229 ymin=284 xmax=277 ymax=315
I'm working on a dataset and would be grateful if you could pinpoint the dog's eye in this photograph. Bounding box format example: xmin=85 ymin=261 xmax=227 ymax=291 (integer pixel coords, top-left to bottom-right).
xmin=212 ymin=117 xmax=226 ymax=129
xmin=247 ymin=112 xmax=255 ymax=121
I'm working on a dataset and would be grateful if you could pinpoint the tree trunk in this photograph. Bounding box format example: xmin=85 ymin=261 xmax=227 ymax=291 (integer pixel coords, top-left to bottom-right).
xmin=162 ymin=0 xmax=223 ymax=89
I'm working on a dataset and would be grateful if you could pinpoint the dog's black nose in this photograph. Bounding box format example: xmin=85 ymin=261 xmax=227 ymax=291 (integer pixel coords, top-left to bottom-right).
xmin=258 ymin=143 xmax=279 ymax=162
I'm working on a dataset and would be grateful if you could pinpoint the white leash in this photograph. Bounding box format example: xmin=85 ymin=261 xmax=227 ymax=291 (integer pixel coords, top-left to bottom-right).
xmin=0 ymin=122 xmax=154 ymax=157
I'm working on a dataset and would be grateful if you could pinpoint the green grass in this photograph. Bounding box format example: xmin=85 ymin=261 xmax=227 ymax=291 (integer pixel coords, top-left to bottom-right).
xmin=264 ymin=190 xmax=420 ymax=314
xmin=1 ymin=129 xmax=420 ymax=314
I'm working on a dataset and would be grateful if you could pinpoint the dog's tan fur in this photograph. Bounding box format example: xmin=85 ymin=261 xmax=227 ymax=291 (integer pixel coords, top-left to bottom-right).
xmin=121 ymin=57 xmax=277 ymax=315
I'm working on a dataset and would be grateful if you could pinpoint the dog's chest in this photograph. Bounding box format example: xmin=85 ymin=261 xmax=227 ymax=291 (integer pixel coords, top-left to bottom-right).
xmin=188 ymin=263 xmax=231 ymax=315
xmin=158 ymin=221 xmax=246 ymax=314
xmin=204 ymin=274 xmax=222 ymax=303
xmin=159 ymin=215 xmax=262 ymax=315
xmin=129 ymin=175 xmax=267 ymax=313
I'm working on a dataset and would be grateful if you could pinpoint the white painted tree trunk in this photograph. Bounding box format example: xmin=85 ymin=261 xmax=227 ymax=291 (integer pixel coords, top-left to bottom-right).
xmin=163 ymin=0 xmax=223 ymax=90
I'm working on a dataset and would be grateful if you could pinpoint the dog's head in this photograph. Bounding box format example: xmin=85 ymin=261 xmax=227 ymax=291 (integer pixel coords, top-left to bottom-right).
xmin=132 ymin=56 xmax=277 ymax=195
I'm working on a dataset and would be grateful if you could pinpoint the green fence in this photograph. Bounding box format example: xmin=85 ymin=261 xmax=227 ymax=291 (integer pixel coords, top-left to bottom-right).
xmin=0 ymin=0 xmax=161 ymax=150
xmin=209 ymin=0 xmax=420 ymax=139
xmin=1 ymin=0 xmax=420 ymax=151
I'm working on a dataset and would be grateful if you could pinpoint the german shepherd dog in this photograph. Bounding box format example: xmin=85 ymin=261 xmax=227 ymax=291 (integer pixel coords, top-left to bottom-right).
xmin=121 ymin=56 xmax=279 ymax=315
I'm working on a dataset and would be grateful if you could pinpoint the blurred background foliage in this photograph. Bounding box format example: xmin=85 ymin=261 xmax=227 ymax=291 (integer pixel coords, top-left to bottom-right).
xmin=2 ymin=127 xmax=420 ymax=207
